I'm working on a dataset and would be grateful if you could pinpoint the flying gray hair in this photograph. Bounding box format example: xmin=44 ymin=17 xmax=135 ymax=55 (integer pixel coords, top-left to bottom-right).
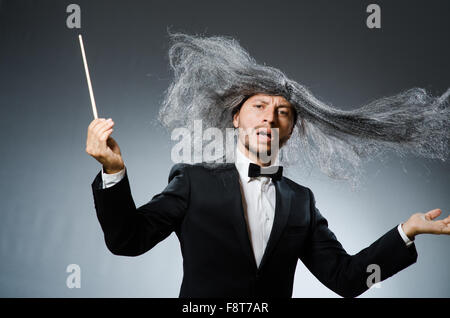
xmin=157 ymin=31 xmax=450 ymax=186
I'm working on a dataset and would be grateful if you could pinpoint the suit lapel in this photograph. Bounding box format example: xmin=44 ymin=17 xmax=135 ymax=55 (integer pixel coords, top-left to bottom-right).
xmin=258 ymin=178 xmax=293 ymax=270
xmin=228 ymin=166 xmax=258 ymax=269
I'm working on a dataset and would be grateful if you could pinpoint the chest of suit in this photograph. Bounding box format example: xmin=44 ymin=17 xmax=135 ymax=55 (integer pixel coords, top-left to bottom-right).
xmin=175 ymin=163 xmax=312 ymax=273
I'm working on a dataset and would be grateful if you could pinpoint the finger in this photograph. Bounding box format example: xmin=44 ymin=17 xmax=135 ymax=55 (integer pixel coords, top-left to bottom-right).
xmin=89 ymin=118 xmax=107 ymax=130
xmin=425 ymin=209 xmax=441 ymax=221
xmin=94 ymin=119 xmax=114 ymax=136
xmin=442 ymin=215 xmax=450 ymax=224
xmin=92 ymin=118 xmax=113 ymax=131
xmin=99 ymin=128 xmax=113 ymax=142
xmin=88 ymin=119 xmax=108 ymax=135
xmin=88 ymin=118 xmax=103 ymax=127
xmin=424 ymin=220 xmax=448 ymax=234
xmin=435 ymin=221 xmax=450 ymax=234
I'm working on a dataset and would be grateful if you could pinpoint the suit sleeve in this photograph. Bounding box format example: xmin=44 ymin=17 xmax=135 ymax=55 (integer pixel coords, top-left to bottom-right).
xmin=299 ymin=188 xmax=418 ymax=298
xmin=91 ymin=163 xmax=190 ymax=256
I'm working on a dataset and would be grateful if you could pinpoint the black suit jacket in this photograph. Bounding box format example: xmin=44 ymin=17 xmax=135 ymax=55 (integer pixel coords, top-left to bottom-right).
xmin=91 ymin=162 xmax=418 ymax=298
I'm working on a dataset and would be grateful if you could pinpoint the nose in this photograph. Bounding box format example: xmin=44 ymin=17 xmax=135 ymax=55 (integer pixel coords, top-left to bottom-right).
xmin=262 ymin=107 xmax=276 ymax=126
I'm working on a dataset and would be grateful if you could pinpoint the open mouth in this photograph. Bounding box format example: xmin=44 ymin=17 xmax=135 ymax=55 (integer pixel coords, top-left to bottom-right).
xmin=256 ymin=129 xmax=272 ymax=141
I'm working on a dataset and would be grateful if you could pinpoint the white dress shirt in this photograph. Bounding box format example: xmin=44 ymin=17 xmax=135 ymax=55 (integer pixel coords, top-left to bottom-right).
xmin=100 ymin=149 xmax=414 ymax=265
xmin=234 ymin=146 xmax=278 ymax=267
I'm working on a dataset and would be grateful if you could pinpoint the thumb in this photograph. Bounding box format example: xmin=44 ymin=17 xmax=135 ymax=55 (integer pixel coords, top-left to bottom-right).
xmin=425 ymin=209 xmax=441 ymax=221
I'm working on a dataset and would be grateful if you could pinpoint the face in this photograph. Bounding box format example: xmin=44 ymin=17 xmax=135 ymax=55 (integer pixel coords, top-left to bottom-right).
xmin=232 ymin=94 xmax=295 ymax=160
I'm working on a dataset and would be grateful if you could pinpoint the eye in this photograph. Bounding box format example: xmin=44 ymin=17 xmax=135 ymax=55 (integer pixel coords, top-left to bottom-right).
xmin=254 ymin=104 xmax=263 ymax=109
xmin=278 ymin=110 xmax=289 ymax=116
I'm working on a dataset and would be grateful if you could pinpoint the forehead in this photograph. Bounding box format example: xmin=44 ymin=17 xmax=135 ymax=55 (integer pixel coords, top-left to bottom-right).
xmin=246 ymin=94 xmax=291 ymax=107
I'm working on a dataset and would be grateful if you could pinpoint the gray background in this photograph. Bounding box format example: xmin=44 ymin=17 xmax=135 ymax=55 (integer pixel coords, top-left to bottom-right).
xmin=0 ymin=0 xmax=449 ymax=297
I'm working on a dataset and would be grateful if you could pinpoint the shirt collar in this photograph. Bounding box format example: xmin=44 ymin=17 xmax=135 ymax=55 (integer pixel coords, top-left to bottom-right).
xmin=234 ymin=145 xmax=279 ymax=184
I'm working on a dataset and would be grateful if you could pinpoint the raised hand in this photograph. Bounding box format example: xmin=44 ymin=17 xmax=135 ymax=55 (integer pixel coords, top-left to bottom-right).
xmin=86 ymin=118 xmax=125 ymax=174
xmin=402 ymin=209 xmax=450 ymax=240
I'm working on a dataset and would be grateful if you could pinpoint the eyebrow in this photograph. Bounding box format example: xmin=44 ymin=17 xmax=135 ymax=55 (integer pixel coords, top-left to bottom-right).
xmin=252 ymin=98 xmax=292 ymax=108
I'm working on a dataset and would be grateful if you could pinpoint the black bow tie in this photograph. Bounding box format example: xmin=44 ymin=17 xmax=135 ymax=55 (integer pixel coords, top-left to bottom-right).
xmin=248 ymin=163 xmax=283 ymax=181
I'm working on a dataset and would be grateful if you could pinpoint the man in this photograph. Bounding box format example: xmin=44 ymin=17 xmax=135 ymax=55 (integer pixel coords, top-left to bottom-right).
xmin=86 ymin=33 xmax=450 ymax=297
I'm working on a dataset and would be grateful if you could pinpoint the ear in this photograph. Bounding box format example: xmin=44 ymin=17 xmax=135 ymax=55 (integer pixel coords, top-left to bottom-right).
xmin=233 ymin=111 xmax=239 ymax=128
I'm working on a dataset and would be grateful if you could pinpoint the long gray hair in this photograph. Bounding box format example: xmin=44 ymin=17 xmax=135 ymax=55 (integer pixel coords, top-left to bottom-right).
xmin=158 ymin=31 xmax=449 ymax=186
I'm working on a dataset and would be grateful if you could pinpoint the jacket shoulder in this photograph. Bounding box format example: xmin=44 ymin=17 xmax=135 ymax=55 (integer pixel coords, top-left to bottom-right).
xmin=168 ymin=162 xmax=235 ymax=180
xmin=282 ymin=176 xmax=313 ymax=198
xmin=170 ymin=162 xmax=234 ymax=173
